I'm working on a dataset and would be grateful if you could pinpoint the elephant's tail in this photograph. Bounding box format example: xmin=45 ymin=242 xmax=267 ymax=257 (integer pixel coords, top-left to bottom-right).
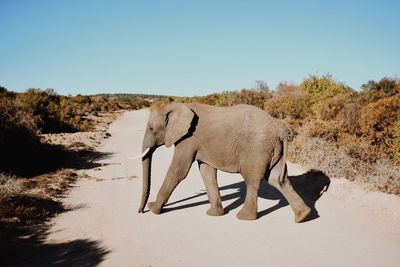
xmin=279 ymin=137 xmax=288 ymax=186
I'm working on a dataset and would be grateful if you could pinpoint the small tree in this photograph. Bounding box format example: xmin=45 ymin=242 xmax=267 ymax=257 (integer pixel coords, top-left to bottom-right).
xmin=360 ymin=77 xmax=400 ymax=103
xmin=274 ymin=82 xmax=298 ymax=97
xmin=361 ymin=77 xmax=398 ymax=94
xmin=255 ymin=80 xmax=269 ymax=93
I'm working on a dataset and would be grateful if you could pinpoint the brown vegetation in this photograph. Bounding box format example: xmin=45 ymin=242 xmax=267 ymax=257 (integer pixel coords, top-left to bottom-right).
xmin=0 ymin=86 xmax=150 ymax=176
xmin=0 ymin=86 xmax=116 ymax=265
xmin=152 ymin=75 xmax=400 ymax=195
xmin=0 ymin=169 xmax=110 ymax=266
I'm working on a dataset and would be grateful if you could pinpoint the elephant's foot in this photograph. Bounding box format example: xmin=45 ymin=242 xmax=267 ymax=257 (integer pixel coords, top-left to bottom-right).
xmin=148 ymin=201 xmax=162 ymax=214
xmin=294 ymin=206 xmax=311 ymax=223
xmin=206 ymin=207 xmax=225 ymax=216
xmin=236 ymin=207 xmax=257 ymax=220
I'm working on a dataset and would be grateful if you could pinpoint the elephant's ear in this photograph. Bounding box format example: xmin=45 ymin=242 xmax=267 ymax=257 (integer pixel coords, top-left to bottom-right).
xmin=164 ymin=103 xmax=194 ymax=148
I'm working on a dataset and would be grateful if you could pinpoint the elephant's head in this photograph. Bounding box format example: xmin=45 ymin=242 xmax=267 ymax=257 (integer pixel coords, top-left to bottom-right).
xmin=137 ymin=103 xmax=194 ymax=213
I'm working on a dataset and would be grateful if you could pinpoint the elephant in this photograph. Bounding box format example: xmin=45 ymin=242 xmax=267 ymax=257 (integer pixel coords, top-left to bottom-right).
xmin=135 ymin=103 xmax=311 ymax=222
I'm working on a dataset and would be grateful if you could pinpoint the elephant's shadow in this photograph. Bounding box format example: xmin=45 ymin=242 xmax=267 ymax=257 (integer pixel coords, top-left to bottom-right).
xmin=163 ymin=169 xmax=330 ymax=221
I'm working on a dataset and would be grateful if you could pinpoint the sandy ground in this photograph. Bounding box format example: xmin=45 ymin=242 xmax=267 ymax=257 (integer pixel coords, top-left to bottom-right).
xmin=40 ymin=112 xmax=118 ymax=150
xmin=45 ymin=109 xmax=400 ymax=267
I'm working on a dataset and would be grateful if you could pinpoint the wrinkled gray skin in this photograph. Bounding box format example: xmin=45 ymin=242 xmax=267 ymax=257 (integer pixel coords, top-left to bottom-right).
xmin=139 ymin=103 xmax=311 ymax=222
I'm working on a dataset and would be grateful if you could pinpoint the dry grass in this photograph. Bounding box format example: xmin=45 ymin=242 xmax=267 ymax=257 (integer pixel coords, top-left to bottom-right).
xmin=289 ymin=137 xmax=400 ymax=195
xmin=151 ymin=76 xmax=400 ymax=195
xmin=0 ymin=109 xmax=117 ymax=266
xmin=0 ymin=109 xmax=118 ymax=210
xmin=0 ymin=170 xmax=77 ymax=222
xmin=0 ymin=88 xmax=129 ymax=265
xmin=0 ymin=169 xmax=110 ymax=266
xmin=0 ymin=174 xmax=23 ymax=199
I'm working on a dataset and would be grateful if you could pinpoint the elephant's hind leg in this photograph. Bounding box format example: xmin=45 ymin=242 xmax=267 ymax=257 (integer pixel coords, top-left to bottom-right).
xmin=267 ymin=159 xmax=311 ymax=223
xmin=198 ymin=162 xmax=224 ymax=216
xmin=236 ymin=176 xmax=262 ymax=220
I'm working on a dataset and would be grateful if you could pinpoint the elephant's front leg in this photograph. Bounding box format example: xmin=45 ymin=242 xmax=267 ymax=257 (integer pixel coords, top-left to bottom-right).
xmin=198 ymin=162 xmax=224 ymax=216
xmin=147 ymin=148 xmax=195 ymax=214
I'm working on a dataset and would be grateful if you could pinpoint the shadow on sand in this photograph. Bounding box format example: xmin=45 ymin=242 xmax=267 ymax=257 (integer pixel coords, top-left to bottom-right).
xmin=2 ymin=142 xmax=112 ymax=178
xmin=0 ymin=145 xmax=112 ymax=266
xmin=163 ymin=169 xmax=330 ymax=221
xmin=0 ymin=201 xmax=110 ymax=267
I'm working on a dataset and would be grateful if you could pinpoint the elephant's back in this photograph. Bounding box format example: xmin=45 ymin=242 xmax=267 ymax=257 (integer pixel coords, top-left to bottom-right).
xmin=189 ymin=102 xmax=284 ymax=144
xmin=188 ymin=103 xmax=273 ymax=120
xmin=188 ymin=103 xmax=280 ymax=130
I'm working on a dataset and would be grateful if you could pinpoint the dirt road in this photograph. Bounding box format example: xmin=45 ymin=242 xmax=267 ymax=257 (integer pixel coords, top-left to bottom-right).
xmin=46 ymin=109 xmax=400 ymax=266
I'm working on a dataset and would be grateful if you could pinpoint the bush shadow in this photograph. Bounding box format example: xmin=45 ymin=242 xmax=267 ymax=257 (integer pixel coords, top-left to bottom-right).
xmin=163 ymin=169 xmax=330 ymax=221
xmin=0 ymin=144 xmax=112 ymax=266
xmin=0 ymin=140 xmax=111 ymax=178
xmin=0 ymin=194 xmax=110 ymax=267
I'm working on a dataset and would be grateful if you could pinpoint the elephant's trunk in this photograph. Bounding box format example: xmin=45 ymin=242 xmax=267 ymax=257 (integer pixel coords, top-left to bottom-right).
xmin=138 ymin=148 xmax=153 ymax=213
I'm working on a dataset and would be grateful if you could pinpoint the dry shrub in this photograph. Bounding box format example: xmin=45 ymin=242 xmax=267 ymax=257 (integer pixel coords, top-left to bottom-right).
xmin=172 ymin=97 xmax=192 ymax=103
xmin=0 ymin=86 xmax=138 ymax=176
xmin=0 ymin=96 xmax=44 ymax=175
xmin=148 ymin=77 xmax=400 ymax=195
xmin=0 ymin=173 xmax=23 ymax=199
xmin=392 ymin=113 xmax=400 ymax=165
xmin=195 ymin=93 xmax=220 ymax=106
xmin=359 ymin=94 xmax=400 ymax=154
xmin=289 ymin=137 xmax=400 ymax=194
xmin=300 ymin=119 xmax=341 ymax=142
xmin=319 ymin=95 xmax=347 ymax=120
xmin=1 ymin=87 xmax=150 ymax=136
xmin=15 ymin=89 xmax=89 ymax=133
xmin=161 ymin=89 xmax=272 ymax=110
xmin=0 ymin=170 xmax=78 ymax=225
xmin=0 ymin=98 xmax=39 ymax=136
xmin=197 ymin=89 xmax=271 ymax=108
xmin=265 ymin=89 xmax=312 ymax=119
xmin=130 ymin=99 xmax=151 ymax=109
xmin=360 ymin=77 xmax=400 ymax=103
xmin=274 ymin=82 xmax=298 ymax=97
xmin=297 ymin=117 xmax=388 ymax=164
xmin=336 ymin=102 xmax=362 ymax=135
xmin=225 ymin=89 xmax=271 ymax=109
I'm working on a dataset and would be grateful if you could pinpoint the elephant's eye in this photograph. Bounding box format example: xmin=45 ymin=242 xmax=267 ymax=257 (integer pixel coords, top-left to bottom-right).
xmin=149 ymin=127 xmax=154 ymax=132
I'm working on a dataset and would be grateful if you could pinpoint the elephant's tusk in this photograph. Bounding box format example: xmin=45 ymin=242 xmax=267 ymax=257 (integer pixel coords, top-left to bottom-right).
xmin=128 ymin=148 xmax=150 ymax=160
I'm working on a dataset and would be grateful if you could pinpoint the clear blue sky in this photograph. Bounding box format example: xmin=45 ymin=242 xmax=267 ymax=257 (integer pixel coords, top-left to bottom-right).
xmin=1 ymin=0 xmax=399 ymax=96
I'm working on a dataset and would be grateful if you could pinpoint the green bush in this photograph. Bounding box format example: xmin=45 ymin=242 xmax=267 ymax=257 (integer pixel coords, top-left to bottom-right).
xmin=300 ymin=73 xmax=353 ymax=113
